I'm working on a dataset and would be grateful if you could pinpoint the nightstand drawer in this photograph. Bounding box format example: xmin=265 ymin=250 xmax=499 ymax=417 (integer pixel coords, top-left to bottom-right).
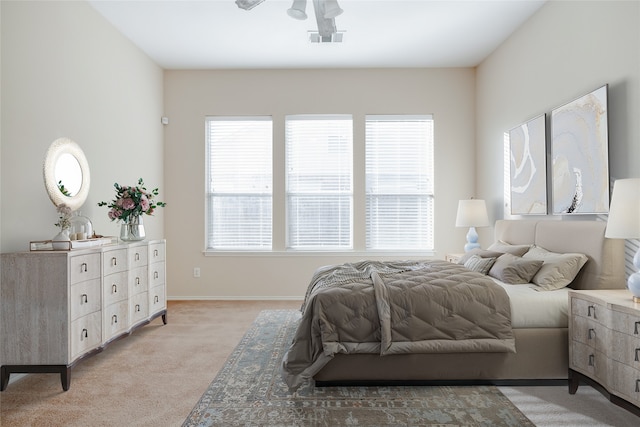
xmin=571 ymin=314 xmax=609 ymax=349
xmin=611 ymin=359 xmax=640 ymax=405
xmin=610 ymin=329 xmax=640 ymax=368
xmin=571 ymin=340 xmax=608 ymax=382
xmin=610 ymin=308 xmax=640 ymax=337
xmin=571 ymin=297 xmax=608 ymax=325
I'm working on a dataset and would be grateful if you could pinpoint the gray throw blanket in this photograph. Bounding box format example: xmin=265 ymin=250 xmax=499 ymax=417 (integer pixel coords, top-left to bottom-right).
xmin=282 ymin=260 xmax=515 ymax=390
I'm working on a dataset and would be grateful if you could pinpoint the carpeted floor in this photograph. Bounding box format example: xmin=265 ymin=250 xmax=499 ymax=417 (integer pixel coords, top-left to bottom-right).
xmin=183 ymin=309 xmax=534 ymax=426
xmin=1 ymin=300 xmax=639 ymax=426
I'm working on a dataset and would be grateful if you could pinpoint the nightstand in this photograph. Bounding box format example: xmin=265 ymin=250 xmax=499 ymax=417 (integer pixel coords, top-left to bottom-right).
xmin=568 ymin=289 xmax=640 ymax=416
xmin=445 ymin=253 xmax=464 ymax=263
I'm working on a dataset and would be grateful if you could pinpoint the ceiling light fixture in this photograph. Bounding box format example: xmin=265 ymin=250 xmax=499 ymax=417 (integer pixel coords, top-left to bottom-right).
xmin=238 ymin=0 xmax=343 ymax=41
xmin=287 ymin=0 xmax=308 ymax=20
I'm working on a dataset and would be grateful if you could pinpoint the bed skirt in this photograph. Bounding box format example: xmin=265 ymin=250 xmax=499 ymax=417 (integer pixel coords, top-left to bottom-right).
xmin=314 ymin=328 xmax=568 ymax=385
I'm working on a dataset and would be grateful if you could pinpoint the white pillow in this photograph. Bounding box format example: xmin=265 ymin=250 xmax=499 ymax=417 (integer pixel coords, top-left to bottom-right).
xmin=523 ymin=245 xmax=588 ymax=291
xmin=463 ymin=254 xmax=497 ymax=275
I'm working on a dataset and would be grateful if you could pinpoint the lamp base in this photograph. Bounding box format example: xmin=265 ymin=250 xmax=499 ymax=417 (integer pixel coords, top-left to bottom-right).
xmin=463 ymin=226 xmax=480 ymax=252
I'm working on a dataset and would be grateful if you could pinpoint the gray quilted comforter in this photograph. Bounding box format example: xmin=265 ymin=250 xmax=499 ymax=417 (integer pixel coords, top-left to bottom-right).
xmin=281 ymin=260 xmax=515 ymax=389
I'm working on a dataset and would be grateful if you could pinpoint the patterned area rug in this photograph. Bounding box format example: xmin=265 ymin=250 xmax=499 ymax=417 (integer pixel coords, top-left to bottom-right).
xmin=183 ymin=310 xmax=534 ymax=426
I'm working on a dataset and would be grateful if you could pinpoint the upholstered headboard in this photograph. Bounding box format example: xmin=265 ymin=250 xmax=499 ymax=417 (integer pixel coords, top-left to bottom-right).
xmin=494 ymin=220 xmax=625 ymax=290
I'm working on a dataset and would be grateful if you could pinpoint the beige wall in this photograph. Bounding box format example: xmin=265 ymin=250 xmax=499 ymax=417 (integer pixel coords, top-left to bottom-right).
xmin=0 ymin=1 xmax=164 ymax=252
xmin=476 ymin=0 xmax=640 ymax=235
xmin=164 ymin=69 xmax=477 ymax=299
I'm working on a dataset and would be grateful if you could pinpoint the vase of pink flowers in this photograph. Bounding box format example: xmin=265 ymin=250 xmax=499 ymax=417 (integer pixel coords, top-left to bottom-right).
xmin=98 ymin=178 xmax=166 ymax=242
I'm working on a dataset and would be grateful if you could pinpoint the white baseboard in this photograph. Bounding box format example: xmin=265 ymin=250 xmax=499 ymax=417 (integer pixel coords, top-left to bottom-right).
xmin=167 ymin=296 xmax=303 ymax=301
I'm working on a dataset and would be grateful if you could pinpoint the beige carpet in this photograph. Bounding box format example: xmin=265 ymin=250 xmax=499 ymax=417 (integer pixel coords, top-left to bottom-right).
xmin=1 ymin=300 xmax=638 ymax=426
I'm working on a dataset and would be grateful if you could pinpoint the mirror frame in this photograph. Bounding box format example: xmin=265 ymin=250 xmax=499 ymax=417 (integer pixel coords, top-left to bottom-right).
xmin=43 ymin=137 xmax=91 ymax=211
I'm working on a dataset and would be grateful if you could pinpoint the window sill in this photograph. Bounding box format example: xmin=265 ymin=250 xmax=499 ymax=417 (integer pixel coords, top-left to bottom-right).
xmin=203 ymin=250 xmax=436 ymax=258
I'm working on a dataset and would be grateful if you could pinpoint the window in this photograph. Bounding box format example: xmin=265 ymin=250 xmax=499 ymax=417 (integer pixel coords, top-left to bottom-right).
xmin=365 ymin=115 xmax=434 ymax=250
xmin=285 ymin=115 xmax=353 ymax=250
xmin=206 ymin=117 xmax=272 ymax=250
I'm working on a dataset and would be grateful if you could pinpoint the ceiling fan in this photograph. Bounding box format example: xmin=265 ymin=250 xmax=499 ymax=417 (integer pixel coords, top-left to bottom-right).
xmin=235 ymin=0 xmax=344 ymax=42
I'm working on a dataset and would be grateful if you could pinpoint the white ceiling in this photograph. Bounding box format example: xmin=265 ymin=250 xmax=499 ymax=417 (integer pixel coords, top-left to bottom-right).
xmin=88 ymin=0 xmax=546 ymax=69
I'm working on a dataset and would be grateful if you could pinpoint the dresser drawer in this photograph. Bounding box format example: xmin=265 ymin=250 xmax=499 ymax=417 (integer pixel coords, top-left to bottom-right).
xmin=149 ymin=284 xmax=166 ymax=315
xmin=130 ymin=292 xmax=149 ymax=325
xmin=103 ymin=271 xmax=129 ymax=306
xmin=70 ymin=279 xmax=101 ymax=321
xmin=103 ymin=248 xmax=128 ymax=276
xmin=129 ymin=266 xmax=148 ymax=295
xmin=610 ymin=359 xmax=640 ymax=405
xmin=70 ymin=311 xmax=101 ymax=360
xmin=571 ymin=297 xmax=608 ymax=325
xmin=69 ymin=253 xmax=101 ymax=284
xmin=128 ymin=246 xmax=148 ymax=269
xmin=149 ymin=262 xmax=165 ymax=288
xmin=149 ymin=242 xmax=165 ymax=263
xmin=104 ymin=300 xmax=129 ymax=340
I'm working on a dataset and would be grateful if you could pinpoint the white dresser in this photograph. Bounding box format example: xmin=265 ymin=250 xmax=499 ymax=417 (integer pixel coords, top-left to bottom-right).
xmin=568 ymin=289 xmax=640 ymax=416
xmin=0 ymin=240 xmax=167 ymax=391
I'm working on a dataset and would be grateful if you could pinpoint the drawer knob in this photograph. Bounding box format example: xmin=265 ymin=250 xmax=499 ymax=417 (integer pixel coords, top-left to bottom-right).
xmin=154 ymin=249 xmax=159 ymax=257
xmin=588 ymin=328 xmax=596 ymax=339
xmin=80 ymin=262 xmax=88 ymax=273
xmin=588 ymin=354 xmax=595 ymax=366
xmin=635 ymin=348 xmax=640 ymax=362
xmin=154 ymin=271 xmax=159 ymax=280
xmin=82 ymin=328 xmax=88 ymax=339
xmin=81 ymin=293 xmax=88 ymax=303
xmin=636 ymin=379 xmax=640 ymax=393
xmin=135 ymin=304 xmax=141 ymax=312
xmin=112 ymin=284 xmax=117 ymax=293
xmin=154 ymin=295 xmax=159 ymax=303
xmin=135 ymin=252 xmax=140 ymax=261
xmin=588 ymin=305 xmax=596 ymax=318
xmin=635 ymin=321 xmax=640 ymax=335
xmin=111 ymin=257 xmax=117 ymax=266
xmin=112 ymin=314 xmax=118 ymax=324
xmin=135 ymin=277 xmax=140 ymax=286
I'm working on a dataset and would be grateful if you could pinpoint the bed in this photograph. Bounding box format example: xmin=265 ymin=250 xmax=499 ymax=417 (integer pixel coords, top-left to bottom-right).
xmin=281 ymin=219 xmax=625 ymax=389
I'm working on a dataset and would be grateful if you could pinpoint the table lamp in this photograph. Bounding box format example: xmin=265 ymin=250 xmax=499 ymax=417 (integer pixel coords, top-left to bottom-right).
xmin=455 ymin=199 xmax=490 ymax=252
xmin=605 ymin=178 xmax=640 ymax=302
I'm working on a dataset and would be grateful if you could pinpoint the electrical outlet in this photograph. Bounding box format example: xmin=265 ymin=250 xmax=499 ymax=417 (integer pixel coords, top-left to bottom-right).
xmin=193 ymin=267 xmax=201 ymax=278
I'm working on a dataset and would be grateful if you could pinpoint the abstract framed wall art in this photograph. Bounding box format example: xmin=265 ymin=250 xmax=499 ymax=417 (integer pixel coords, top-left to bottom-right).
xmin=509 ymin=114 xmax=547 ymax=215
xmin=551 ymin=85 xmax=609 ymax=214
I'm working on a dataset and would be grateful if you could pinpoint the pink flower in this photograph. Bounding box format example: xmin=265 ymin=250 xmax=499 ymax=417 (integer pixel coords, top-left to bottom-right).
xmin=140 ymin=195 xmax=150 ymax=212
xmin=121 ymin=198 xmax=135 ymax=210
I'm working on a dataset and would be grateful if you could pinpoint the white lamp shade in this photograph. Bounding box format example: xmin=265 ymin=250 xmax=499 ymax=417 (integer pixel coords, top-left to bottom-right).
xmin=605 ymin=178 xmax=640 ymax=239
xmin=287 ymin=0 xmax=308 ymax=20
xmin=323 ymin=0 xmax=343 ymax=18
xmin=455 ymin=199 xmax=490 ymax=227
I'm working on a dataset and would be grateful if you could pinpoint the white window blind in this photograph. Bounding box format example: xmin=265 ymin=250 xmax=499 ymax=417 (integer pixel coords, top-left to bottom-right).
xmin=206 ymin=117 xmax=272 ymax=250
xmin=286 ymin=115 xmax=353 ymax=249
xmin=365 ymin=115 xmax=434 ymax=250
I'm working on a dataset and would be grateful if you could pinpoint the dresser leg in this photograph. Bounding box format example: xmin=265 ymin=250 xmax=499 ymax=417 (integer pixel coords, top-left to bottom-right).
xmin=1 ymin=366 xmax=9 ymax=391
xmin=162 ymin=310 xmax=167 ymax=325
xmin=61 ymin=367 xmax=71 ymax=391
xmin=568 ymin=369 xmax=580 ymax=394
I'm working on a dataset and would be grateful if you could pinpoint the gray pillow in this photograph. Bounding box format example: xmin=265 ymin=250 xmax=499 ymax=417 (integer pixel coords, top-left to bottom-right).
xmin=488 ymin=253 xmax=544 ymax=284
xmin=488 ymin=240 xmax=531 ymax=257
xmin=463 ymin=254 xmax=497 ymax=275
xmin=523 ymin=245 xmax=588 ymax=291
xmin=457 ymin=248 xmax=504 ymax=265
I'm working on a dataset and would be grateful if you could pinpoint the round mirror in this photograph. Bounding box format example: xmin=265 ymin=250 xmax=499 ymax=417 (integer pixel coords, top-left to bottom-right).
xmin=43 ymin=137 xmax=90 ymax=211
